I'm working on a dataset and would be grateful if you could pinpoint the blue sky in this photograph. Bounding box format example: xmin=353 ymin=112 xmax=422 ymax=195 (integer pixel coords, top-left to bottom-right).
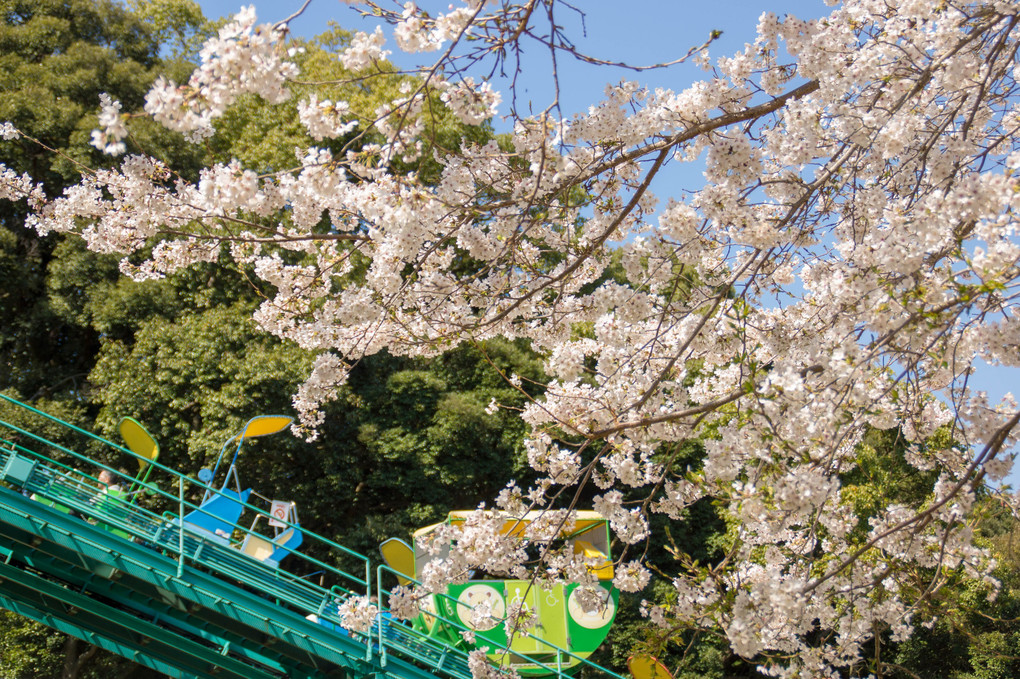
xmin=197 ymin=1 xmax=831 ymax=114
xmin=194 ymin=0 xmax=1020 ymax=484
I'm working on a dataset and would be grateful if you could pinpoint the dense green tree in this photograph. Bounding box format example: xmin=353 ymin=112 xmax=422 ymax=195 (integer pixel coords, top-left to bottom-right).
xmin=0 ymin=1 xmax=203 ymax=676
xmin=0 ymin=0 xmax=200 ymax=404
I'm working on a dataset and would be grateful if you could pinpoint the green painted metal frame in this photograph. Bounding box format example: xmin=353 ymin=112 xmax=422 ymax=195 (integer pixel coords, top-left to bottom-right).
xmin=0 ymin=483 xmax=429 ymax=678
xmin=0 ymin=593 xmax=194 ymax=679
xmin=0 ymin=532 xmax=306 ymax=677
xmin=0 ymin=559 xmax=281 ymax=679
xmin=0 ymin=396 xmax=462 ymax=678
xmin=0 ymin=393 xmax=372 ymax=587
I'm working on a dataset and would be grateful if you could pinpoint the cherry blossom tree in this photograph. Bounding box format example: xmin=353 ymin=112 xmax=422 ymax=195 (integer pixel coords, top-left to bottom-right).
xmin=3 ymin=0 xmax=1020 ymax=675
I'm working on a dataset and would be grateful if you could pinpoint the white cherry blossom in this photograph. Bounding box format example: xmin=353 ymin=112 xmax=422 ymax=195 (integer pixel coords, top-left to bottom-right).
xmin=90 ymin=93 xmax=128 ymax=156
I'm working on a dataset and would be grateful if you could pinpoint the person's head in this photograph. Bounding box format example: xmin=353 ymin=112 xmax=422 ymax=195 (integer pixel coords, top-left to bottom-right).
xmin=98 ymin=469 xmax=114 ymax=485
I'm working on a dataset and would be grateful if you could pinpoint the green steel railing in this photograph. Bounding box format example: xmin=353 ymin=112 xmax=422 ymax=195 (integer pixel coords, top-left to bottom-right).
xmin=0 ymin=392 xmax=370 ymax=585
xmin=0 ymin=394 xmax=380 ymax=663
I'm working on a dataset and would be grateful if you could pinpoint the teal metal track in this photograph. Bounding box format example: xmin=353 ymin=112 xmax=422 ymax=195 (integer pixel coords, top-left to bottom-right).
xmin=0 ymin=559 xmax=282 ymax=679
xmin=0 ymin=395 xmax=620 ymax=679
xmin=0 ymin=483 xmax=425 ymax=678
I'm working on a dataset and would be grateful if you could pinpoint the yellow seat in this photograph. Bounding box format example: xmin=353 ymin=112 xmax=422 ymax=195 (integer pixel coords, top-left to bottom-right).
xmin=629 ymin=655 xmax=674 ymax=679
xmin=118 ymin=417 xmax=160 ymax=498
xmin=574 ymin=539 xmax=614 ymax=580
xmin=380 ymin=537 xmax=416 ymax=586
xmin=240 ymin=533 xmax=275 ymax=561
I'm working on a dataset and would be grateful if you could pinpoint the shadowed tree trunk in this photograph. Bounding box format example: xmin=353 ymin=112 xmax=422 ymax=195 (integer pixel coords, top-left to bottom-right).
xmin=60 ymin=637 xmax=98 ymax=679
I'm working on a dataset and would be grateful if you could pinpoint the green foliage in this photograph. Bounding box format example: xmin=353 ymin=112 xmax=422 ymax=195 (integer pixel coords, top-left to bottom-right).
xmin=840 ymin=426 xmax=943 ymax=541
xmin=300 ymin=339 xmax=544 ymax=563
xmin=0 ymin=0 xmax=163 ymax=186
xmin=888 ymin=512 xmax=1020 ymax=679
xmin=0 ymin=0 xmax=200 ymax=402
xmin=0 ymin=388 xmax=100 ymax=465
xmin=128 ymin=0 xmax=209 ymax=59
xmin=0 ymin=612 xmax=67 ymax=679
xmin=90 ymin=299 xmax=312 ymax=464
xmin=0 ymin=610 xmax=163 ymax=679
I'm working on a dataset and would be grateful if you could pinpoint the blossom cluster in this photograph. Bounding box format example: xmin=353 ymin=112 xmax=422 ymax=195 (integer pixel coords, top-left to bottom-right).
xmin=143 ymin=6 xmax=297 ymax=140
xmin=297 ymin=95 xmax=357 ymax=141
xmin=340 ymin=26 xmax=390 ymax=71
xmin=1 ymin=122 xmax=20 ymax=140
xmin=90 ymin=93 xmax=128 ymax=156
xmin=336 ymin=596 xmax=379 ymax=633
xmin=439 ymin=77 xmax=501 ymax=125
xmin=0 ymin=162 xmax=44 ymax=206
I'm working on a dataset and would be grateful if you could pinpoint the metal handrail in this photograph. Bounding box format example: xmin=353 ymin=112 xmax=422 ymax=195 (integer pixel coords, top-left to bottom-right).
xmin=0 ymin=395 xmax=370 ymax=606
xmin=0 ymin=393 xmax=370 ymax=566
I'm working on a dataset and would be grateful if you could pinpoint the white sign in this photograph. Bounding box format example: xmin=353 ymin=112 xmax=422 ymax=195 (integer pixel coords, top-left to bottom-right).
xmin=269 ymin=500 xmax=292 ymax=528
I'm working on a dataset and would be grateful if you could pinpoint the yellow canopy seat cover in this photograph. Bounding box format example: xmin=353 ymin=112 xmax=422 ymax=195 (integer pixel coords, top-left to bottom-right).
xmin=380 ymin=538 xmax=416 ymax=586
xmin=118 ymin=417 xmax=159 ymax=471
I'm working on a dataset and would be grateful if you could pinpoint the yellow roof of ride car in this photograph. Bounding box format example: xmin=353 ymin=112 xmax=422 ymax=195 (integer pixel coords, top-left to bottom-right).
xmin=412 ymin=510 xmax=608 ymax=540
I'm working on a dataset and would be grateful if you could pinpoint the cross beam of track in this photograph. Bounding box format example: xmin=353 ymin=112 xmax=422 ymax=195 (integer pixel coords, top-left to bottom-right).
xmin=0 ymin=559 xmax=285 ymax=679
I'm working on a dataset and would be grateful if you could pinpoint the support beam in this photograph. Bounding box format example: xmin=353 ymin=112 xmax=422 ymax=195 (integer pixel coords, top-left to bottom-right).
xmin=0 ymin=560 xmax=279 ymax=679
